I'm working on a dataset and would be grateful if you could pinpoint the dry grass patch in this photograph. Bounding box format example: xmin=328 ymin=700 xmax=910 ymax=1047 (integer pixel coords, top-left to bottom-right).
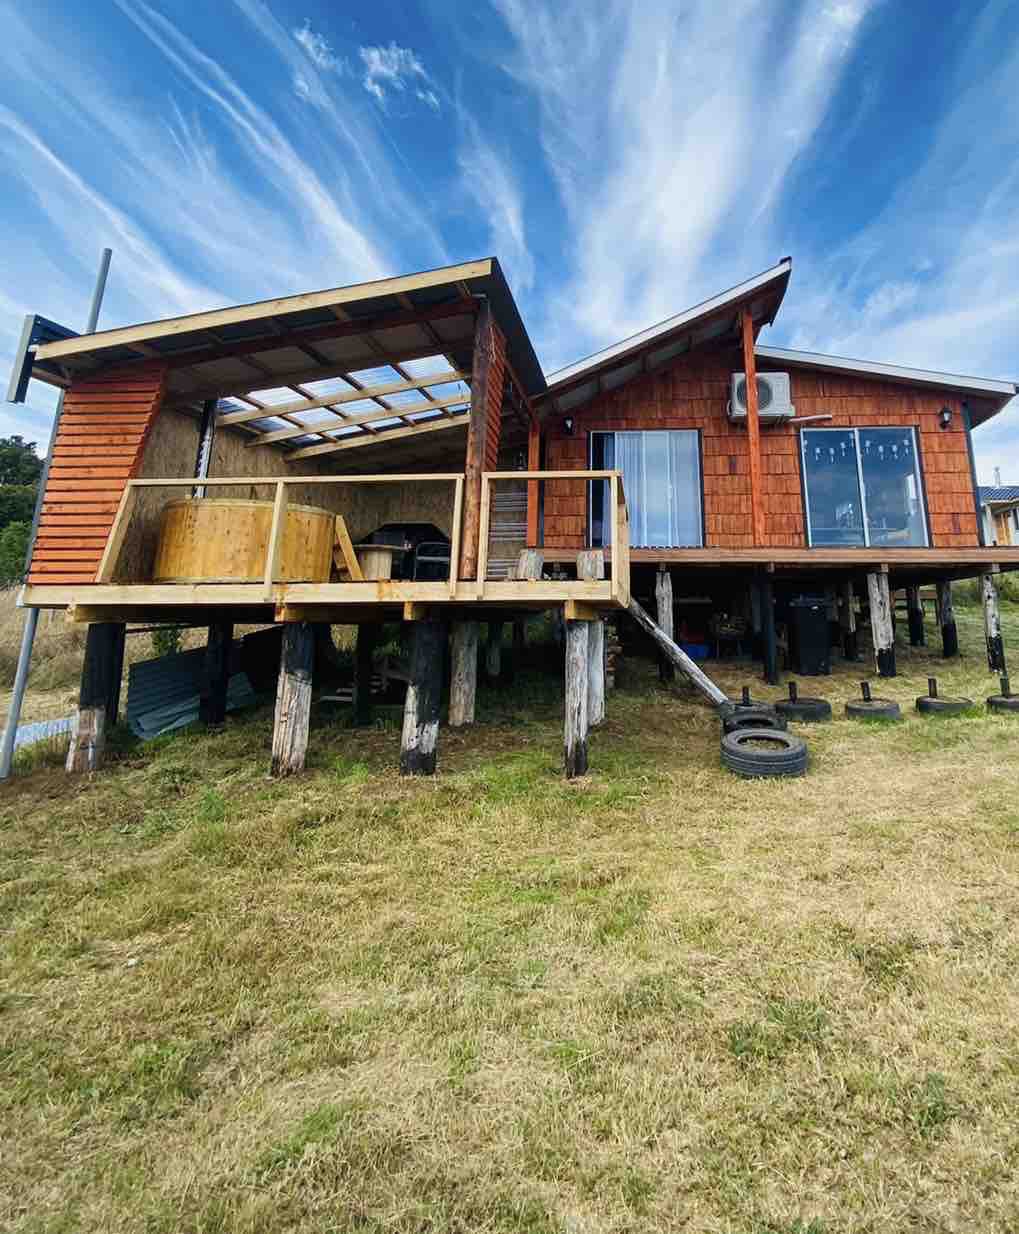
xmin=2 ymin=604 xmax=1019 ymax=1230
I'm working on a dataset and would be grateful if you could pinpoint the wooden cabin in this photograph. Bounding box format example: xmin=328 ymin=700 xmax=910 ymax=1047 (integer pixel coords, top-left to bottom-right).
xmin=8 ymin=256 xmax=1019 ymax=776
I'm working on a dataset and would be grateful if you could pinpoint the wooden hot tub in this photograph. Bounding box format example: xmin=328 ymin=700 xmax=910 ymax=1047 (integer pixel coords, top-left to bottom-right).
xmin=153 ymin=498 xmax=335 ymax=583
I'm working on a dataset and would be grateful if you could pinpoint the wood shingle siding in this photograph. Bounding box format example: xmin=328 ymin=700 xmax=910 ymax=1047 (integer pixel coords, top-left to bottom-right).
xmin=29 ymin=363 xmax=166 ymax=585
xmin=542 ymin=348 xmax=980 ymax=551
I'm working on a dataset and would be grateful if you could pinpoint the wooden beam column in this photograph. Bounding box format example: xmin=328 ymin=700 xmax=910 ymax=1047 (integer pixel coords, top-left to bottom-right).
xmin=461 ymin=299 xmax=506 ymax=580
xmin=867 ymin=570 xmax=896 ymax=677
xmin=271 ymin=622 xmax=314 ymax=776
xmin=564 ymin=618 xmax=590 ymax=779
xmin=760 ymin=575 xmax=779 ymax=685
xmin=199 ymin=620 xmax=233 ymax=727
xmin=839 ymin=580 xmax=858 ymax=660
xmin=936 ymin=579 xmax=958 ymax=658
xmin=449 ymin=621 xmax=479 ymax=727
xmin=353 ymin=623 xmax=377 ymax=727
xmin=485 ymin=621 xmax=504 ymax=683
xmin=740 ymin=307 xmax=765 ymax=548
xmin=906 ymin=585 xmax=925 ymax=646
xmin=526 ymin=419 xmax=541 ymax=547
xmin=983 ymin=572 xmax=1006 ymax=673
xmin=655 ymin=568 xmax=675 ymax=683
xmin=578 ymin=551 xmax=606 ymax=725
xmin=66 ymin=622 xmax=123 ymax=773
xmin=400 ymin=619 xmax=445 ymax=775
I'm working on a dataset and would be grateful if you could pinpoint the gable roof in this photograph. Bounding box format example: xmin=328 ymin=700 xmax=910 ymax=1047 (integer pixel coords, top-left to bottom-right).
xmin=540 ymin=259 xmax=792 ymax=415
xmin=756 ymin=345 xmax=1018 ymax=426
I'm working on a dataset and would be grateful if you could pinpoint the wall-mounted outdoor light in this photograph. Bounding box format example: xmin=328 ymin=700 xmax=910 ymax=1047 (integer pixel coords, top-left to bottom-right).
xmin=563 ymin=416 xmax=575 ymax=436
xmin=939 ymin=405 xmax=953 ymax=429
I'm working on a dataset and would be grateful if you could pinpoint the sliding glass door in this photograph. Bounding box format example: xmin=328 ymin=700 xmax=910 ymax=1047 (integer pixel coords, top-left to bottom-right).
xmin=801 ymin=427 xmax=928 ymax=547
xmin=591 ymin=430 xmax=703 ymax=547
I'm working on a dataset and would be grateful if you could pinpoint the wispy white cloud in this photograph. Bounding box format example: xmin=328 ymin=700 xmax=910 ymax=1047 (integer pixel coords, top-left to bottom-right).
xmin=457 ymin=118 xmax=534 ymax=293
xmin=359 ymin=42 xmax=438 ymax=110
xmin=293 ymin=19 xmax=342 ymax=72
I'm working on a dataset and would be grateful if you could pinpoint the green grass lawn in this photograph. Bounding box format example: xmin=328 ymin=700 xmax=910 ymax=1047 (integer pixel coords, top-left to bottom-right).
xmin=2 ymin=604 xmax=1019 ymax=1232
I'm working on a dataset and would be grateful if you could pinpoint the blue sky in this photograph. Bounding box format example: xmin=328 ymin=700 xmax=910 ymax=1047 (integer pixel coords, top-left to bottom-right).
xmin=1 ymin=0 xmax=1016 ymax=478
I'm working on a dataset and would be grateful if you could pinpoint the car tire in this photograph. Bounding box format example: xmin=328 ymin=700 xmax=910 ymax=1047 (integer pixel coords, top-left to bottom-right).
xmin=987 ymin=693 xmax=1019 ymax=714
xmin=845 ymin=698 xmax=901 ymax=720
xmin=775 ymin=697 xmax=832 ymax=723
xmin=720 ymin=728 xmax=808 ymax=778
xmin=722 ymin=707 xmax=788 ymax=734
xmin=916 ymin=695 xmax=973 ymax=716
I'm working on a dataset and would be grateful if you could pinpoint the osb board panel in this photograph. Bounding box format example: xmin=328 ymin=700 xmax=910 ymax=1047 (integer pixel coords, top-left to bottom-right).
xmin=29 ymin=363 xmax=166 ymax=585
xmin=114 ymin=408 xmax=455 ymax=582
xmin=543 ymin=346 xmax=980 ymax=550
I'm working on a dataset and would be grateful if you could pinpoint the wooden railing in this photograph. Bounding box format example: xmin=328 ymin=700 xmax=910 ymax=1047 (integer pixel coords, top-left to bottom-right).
xmin=96 ymin=473 xmax=464 ymax=599
xmin=478 ymin=470 xmax=629 ymax=605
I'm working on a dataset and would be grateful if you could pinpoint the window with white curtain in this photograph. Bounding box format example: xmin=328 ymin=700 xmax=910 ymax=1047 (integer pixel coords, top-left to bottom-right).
xmin=590 ymin=430 xmax=703 ymax=547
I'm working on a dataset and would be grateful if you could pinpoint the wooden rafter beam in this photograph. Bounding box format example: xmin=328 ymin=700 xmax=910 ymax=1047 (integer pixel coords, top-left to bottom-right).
xmin=248 ymin=394 xmax=471 ymax=447
xmin=288 ymin=413 xmax=470 ymax=460
xmin=218 ymin=370 xmax=466 ymax=427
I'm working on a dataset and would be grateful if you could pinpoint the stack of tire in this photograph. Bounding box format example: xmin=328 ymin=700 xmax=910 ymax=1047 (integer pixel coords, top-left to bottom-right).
xmin=719 ymin=690 xmax=808 ymax=779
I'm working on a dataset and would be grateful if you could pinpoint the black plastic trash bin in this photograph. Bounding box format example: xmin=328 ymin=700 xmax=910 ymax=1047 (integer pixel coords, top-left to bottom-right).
xmin=788 ymin=595 xmax=831 ymax=676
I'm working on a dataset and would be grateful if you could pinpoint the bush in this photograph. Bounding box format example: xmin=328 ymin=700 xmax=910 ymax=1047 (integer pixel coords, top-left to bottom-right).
xmin=152 ymin=626 xmax=183 ymax=658
xmin=0 ymin=522 xmax=29 ymax=584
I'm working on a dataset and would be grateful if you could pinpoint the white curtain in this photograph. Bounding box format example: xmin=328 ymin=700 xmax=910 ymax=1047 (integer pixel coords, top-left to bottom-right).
xmin=611 ymin=431 xmax=701 ymax=547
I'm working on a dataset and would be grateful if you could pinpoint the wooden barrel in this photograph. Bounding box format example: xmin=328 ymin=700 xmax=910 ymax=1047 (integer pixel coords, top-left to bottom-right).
xmin=153 ymin=498 xmax=334 ymax=583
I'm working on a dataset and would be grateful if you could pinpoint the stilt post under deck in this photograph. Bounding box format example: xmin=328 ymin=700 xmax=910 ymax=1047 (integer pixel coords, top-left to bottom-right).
xmin=577 ymin=550 xmax=606 ymax=725
xmin=66 ymin=622 xmax=122 ymax=773
xmin=199 ymin=620 xmax=233 ymax=727
xmin=760 ymin=576 xmax=779 ymax=685
xmin=564 ymin=618 xmax=590 ymax=779
xmin=485 ymin=621 xmax=503 ymax=683
xmin=655 ymin=568 xmax=675 ymax=683
xmin=906 ymin=585 xmax=925 ymax=646
xmin=983 ymin=572 xmax=1006 ymax=673
xmin=401 ymin=619 xmax=445 ymax=775
xmin=449 ymin=621 xmax=479 ymax=728
xmin=839 ymin=580 xmax=859 ymax=660
xmin=353 ymin=623 xmax=377 ymax=727
xmin=936 ymin=579 xmax=958 ymax=658
xmin=867 ymin=570 xmax=896 ymax=677
xmin=271 ymin=622 xmax=314 ymax=777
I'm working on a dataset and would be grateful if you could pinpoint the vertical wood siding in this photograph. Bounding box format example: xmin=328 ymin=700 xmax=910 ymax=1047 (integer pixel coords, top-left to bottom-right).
xmin=28 ymin=363 xmax=167 ymax=585
xmin=542 ymin=347 xmax=979 ymax=550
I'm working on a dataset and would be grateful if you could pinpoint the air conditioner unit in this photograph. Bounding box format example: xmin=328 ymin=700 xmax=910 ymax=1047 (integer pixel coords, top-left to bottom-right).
xmin=728 ymin=371 xmax=794 ymax=422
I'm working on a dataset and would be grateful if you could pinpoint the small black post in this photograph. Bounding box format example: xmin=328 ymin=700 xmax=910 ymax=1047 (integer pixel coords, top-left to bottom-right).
xmin=1001 ymin=674 xmax=1011 ymax=699
xmin=199 ymin=621 xmax=233 ymax=727
xmin=353 ymin=623 xmax=377 ymax=727
xmin=788 ymin=681 xmax=798 ymax=702
xmin=400 ymin=620 xmax=445 ymax=776
xmin=928 ymin=676 xmax=938 ymax=699
xmin=906 ymin=585 xmax=925 ymax=647
xmin=861 ymin=681 xmax=872 ymax=703
xmin=742 ymin=685 xmax=751 ymax=706
xmin=761 ymin=576 xmax=779 ymax=686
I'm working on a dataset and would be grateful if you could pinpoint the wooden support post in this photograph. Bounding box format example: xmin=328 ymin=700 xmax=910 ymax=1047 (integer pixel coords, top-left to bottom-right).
xmin=627 ymin=598 xmax=729 ymax=706
xmin=271 ymin=622 xmax=314 ymax=777
xmin=526 ymin=420 xmax=540 ymax=547
xmin=66 ymin=623 xmax=121 ymax=774
xmin=461 ymin=299 xmax=494 ymax=580
xmin=936 ymin=579 xmax=958 ymax=658
xmin=983 ymin=572 xmax=1006 ymax=673
xmin=564 ymin=618 xmax=590 ymax=778
xmin=867 ymin=570 xmax=896 ymax=678
xmin=485 ymin=621 xmax=503 ymax=683
xmin=839 ymin=580 xmax=858 ymax=660
xmin=107 ymin=623 xmax=127 ymax=727
xmin=449 ymin=621 xmax=479 ymax=728
xmin=400 ymin=620 xmax=445 ymax=775
xmin=353 ymin=623 xmax=377 ymax=727
xmin=587 ymin=619 xmax=605 ymax=727
xmin=655 ymin=568 xmax=675 ymax=683
xmin=760 ymin=576 xmax=779 ymax=685
xmin=740 ymin=307 xmax=764 ymax=547
xmin=199 ymin=620 xmax=233 ymax=727
xmin=906 ymin=585 xmax=925 ymax=646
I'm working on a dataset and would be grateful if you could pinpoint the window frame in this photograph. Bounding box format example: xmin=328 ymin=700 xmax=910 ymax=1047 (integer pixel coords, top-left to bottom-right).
xmin=588 ymin=429 xmax=705 ymax=549
xmin=799 ymin=425 xmax=930 ymax=549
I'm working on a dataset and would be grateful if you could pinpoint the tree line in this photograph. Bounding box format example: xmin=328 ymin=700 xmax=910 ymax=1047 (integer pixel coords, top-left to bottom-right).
xmin=0 ymin=436 xmax=43 ymax=585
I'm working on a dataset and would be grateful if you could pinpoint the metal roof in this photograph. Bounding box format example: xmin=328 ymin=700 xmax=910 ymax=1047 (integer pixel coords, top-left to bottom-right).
xmin=540 ymin=259 xmax=792 ymax=414
xmin=757 ymin=345 xmax=1018 ymax=426
xmin=979 ymin=486 xmax=1019 ymax=506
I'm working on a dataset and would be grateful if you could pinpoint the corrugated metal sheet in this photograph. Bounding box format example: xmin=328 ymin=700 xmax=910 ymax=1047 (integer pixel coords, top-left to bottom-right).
xmin=126 ymin=647 xmax=257 ymax=741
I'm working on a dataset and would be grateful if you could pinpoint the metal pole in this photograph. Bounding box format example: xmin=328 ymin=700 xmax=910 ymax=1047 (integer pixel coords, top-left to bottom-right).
xmin=0 ymin=248 xmax=112 ymax=780
xmin=192 ymin=398 xmax=218 ymax=499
